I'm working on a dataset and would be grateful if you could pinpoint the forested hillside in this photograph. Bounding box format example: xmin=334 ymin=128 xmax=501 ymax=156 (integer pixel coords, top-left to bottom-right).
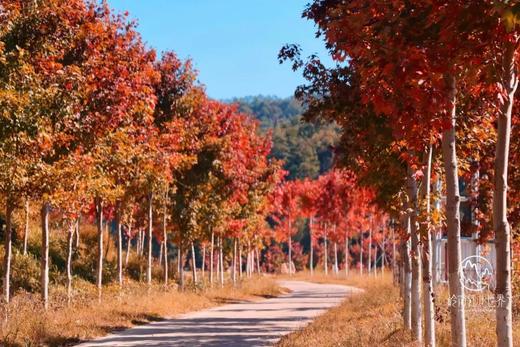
xmin=231 ymin=96 xmax=340 ymax=180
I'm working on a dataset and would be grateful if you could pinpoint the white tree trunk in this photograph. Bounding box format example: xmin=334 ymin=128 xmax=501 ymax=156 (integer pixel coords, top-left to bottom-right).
xmin=41 ymin=202 xmax=51 ymax=309
xmin=95 ymin=198 xmax=103 ymax=299
xmin=334 ymin=241 xmax=339 ymax=275
xmin=407 ymin=165 xmax=423 ymax=342
xmin=368 ymin=224 xmax=372 ymax=274
xmin=392 ymin=222 xmax=397 ymax=285
xmin=232 ymin=238 xmax=237 ymax=285
xmin=359 ymin=233 xmax=363 ymax=275
xmin=309 ymin=216 xmax=314 ymax=275
xmin=163 ymin=210 xmax=168 ymax=286
xmin=421 ymin=146 xmax=436 ymax=347
xmin=179 ymin=246 xmax=185 ymax=290
xmin=66 ymin=222 xmax=74 ymax=302
xmin=238 ymin=239 xmax=243 ymax=278
xmin=432 ymin=177 xmax=441 ymax=287
xmin=137 ymin=229 xmax=142 ymax=257
xmin=403 ymin=212 xmax=412 ymax=331
xmin=324 ymin=232 xmax=328 ymax=275
xmin=125 ymin=222 xmax=132 ymax=267
xmin=219 ymin=237 xmax=224 ymax=287
xmin=441 ymin=76 xmax=466 ymax=347
xmin=345 ymin=236 xmax=349 ymax=277
xmin=246 ymin=245 xmax=251 ymax=277
xmin=494 ymin=41 xmax=517 ymax=347
xmin=288 ymin=220 xmax=292 ymax=276
xmin=146 ymin=192 xmax=153 ymax=285
xmin=215 ymin=242 xmax=220 ymax=285
xmin=210 ymin=232 xmax=214 ymax=285
xmin=202 ymin=244 xmax=206 ymax=281
xmin=251 ymin=248 xmax=256 ymax=275
xmin=191 ymin=242 xmax=197 ymax=285
xmin=3 ymin=203 xmax=13 ymax=304
xmin=382 ymin=234 xmax=386 ymax=273
xmin=23 ymin=199 xmax=29 ymax=255
xmin=159 ymin=242 xmax=164 ymax=267
xmin=116 ymin=205 xmax=123 ymax=287
xmin=75 ymin=215 xmax=80 ymax=249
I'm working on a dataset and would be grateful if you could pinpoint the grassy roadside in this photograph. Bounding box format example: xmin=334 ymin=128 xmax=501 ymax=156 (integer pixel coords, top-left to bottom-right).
xmin=276 ymin=271 xmax=520 ymax=347
xmin=0 ymin=276 xmax=283 ymax=347
xmin=276 ymin=271 xmax=411 ymax=347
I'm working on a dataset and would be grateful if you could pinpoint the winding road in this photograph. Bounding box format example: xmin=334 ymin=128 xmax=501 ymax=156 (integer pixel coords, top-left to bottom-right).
xmin=76 ymin=280 xmax=361 ymax=347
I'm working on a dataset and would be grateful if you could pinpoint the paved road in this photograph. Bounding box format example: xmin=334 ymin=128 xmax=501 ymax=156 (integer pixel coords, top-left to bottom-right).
xmin=76 ymin=280 xmax=361 ymax=347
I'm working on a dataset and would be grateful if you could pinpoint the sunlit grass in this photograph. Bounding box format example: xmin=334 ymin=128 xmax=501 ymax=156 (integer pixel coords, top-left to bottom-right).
xmin=0 ymin=275 xmax=282 ymax=347
xmin=277 ymin=269 xmax=520 ymax=347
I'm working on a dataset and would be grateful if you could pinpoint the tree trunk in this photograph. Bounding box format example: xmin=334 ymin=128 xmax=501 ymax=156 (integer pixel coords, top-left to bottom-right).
xmin=3 ymin=202 xmax=13 ymax=304
xmin=137 ymin=229 xmax=142 ymax=257
xmin=250 ymin=249 xmax=253 ymax=277
xmin=368 ymin=224 xmax=372 ymax=274
xmin=359 ymin=234 xmax=363 ymax=275
xmin=146 ymin=192 xmax=153 ymax=285
xmin=334 ymin=241 xmax=339 ymax=275
xmin=432 ymin=176 xmax=441 ymax=287
xmin=95 ymin=198 xmax=103 ymax=299
xmin=345 ymin=236 xmax=349 ymax=277
xmin=250 ymin=249 xmax=253 ymax=276
xmin=238 ymin=239 xmax=243 ymax=278
xmin=159 ymin=242 xmax=164 ymax=267
xmin=382 ymin=234 xmax=386 ymax=273
xmin=324 ymin=232 xmax=328 ymax=275
xmin=246 ymin=244 xmax=251 ymax=277
xmin=392 ymin=222 xmax=397 ymax=285
xmin=216 ymin=241 xmax=220 ymax=285
xmin=494 ymin=41 xmax=517 ymax=347
xmin=125 ymin=222 xmax=132 ymax=267
xmin=288 ymin=220 xmax=292 ymax=276
xmin=232 ymin=238 xmax=237 ymax=285
xmin=104 ymin=222 xmax=110 ymax=260
xmin=23 ymin=199 xmax=29 ymax=255
xmin=163 ymin=210 xmax=168 ymax=286
xmin=75 ymin=215 xmax=80 ymax=249
xmin=441 ymin=75 xmax=466 ymax=347
xmin=41 ymin=202 xmax=50 ymax=309
xmin=210 ymin=232 xmax=214 ymax=285
xmin=310 ymin=216 xmax=314 ymax=276
xmin=191 ymin=242 xmax=197 ymax=285
xmin=407 ymin=164 xmax=423 ymax=342
xmin=179 ymin=245 xmax=185 ymax=290
xmin=421 ymin=145 xmax=436 ymax=347
xmin=116 ymin=204 xmax=123 ymax=287
xmin=201 ymin=244 xmax=206 ymax=282
xmin=66 ymin=222 xmax=74 ymax=302
xmin=256 ymin=248 xmax=260 ymax=274
xmin=219 ymin=237 xmax=224 ymax=287
xmin=403 ymin=210 xmax=412 ymax=331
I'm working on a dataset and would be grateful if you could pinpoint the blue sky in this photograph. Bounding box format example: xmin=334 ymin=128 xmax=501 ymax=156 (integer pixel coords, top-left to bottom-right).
xmin=107 ymin=1 xmax=331 ymax=100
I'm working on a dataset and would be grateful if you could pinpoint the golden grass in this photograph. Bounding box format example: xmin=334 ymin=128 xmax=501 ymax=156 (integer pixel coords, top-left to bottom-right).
xmin=0 ymin=275 xmax=282 ymax=347
xmin=276 ymin=269 xmax=391 ymax=289
xmin=276 ymin=271 xmax=520 ymax=347
xmin=277 ymin=271 xmax=411 ymax=347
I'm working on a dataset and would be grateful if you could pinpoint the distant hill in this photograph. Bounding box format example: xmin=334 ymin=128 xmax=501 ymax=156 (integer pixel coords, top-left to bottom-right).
xmin=228 ymin=96 xmax=340 ymax=180
xmin=229 ymin=95 xmax=304 ymax=129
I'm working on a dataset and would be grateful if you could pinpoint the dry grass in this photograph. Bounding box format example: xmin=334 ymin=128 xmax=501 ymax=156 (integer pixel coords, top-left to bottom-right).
xmin=0 ymin=275 xmax=282 ymax=347
xmin=276 ymin=271 xmax=520 ymax=347
xmin=277 ymin=271 xmax=411 ymax=347
xmin=276 ymin=269 xmax=390 ymax=289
